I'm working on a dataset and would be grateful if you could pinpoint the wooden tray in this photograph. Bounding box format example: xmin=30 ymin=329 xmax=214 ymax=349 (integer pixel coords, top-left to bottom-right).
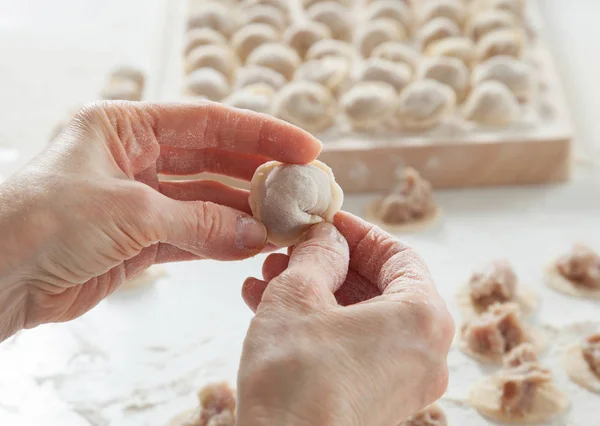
xmin=159 ymin=0 xmax=572 ymax=193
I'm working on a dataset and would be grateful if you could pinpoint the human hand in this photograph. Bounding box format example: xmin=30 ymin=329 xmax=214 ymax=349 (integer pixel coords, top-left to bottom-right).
xmin=0 ymin=101 xmax=321 ymax=340
xmin=237 ymin=212 xmax=454 ymax=426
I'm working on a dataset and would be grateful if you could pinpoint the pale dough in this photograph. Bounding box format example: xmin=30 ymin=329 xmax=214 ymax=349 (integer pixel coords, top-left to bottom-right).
xmin=545 ymin=264 xmax=600 ymax=300
xmin=563 ymin=343 xmax=600 ymax=394
xmin=402 ymin=403 xmax=447 ymax=426
xmin=463 ymin=81 xmax=520 ymax=126
xmin=248 ymin=160 xmax=344 ymax=247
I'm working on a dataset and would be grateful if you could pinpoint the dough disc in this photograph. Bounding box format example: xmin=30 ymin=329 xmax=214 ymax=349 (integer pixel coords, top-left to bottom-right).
xmin=563 ymin=344 xmax=600 ymax=394
xmin=545 ymin=265 xmax=600 ymax=300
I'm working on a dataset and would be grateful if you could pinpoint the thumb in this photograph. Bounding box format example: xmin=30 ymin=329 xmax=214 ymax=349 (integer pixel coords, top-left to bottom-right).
xmin=158 ymin=196 xmax=267 ymax=261
xmin=259 ymin=222 xmax=349 ymax=313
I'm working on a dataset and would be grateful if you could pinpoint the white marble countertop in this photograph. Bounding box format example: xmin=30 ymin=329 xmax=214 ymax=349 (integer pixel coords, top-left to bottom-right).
xmin=0 ymin=1 xmax=599 ymax=425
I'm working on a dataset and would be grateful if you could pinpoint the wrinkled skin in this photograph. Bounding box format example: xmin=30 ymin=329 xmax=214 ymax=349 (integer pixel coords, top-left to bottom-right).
xmin=238 ymin=215 xmax=454 ymax=426
xmin=0 ymin=101 xmax=321 ymax=339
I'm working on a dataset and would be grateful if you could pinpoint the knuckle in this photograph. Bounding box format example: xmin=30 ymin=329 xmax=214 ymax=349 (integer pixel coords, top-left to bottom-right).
xmin=273 ymin=272 xmax=323 ymax=308
xmin=196 ymin=201 xmax=223 ymax=241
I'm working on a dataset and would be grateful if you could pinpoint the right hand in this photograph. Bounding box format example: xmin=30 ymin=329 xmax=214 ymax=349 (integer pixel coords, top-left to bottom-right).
xmin=237 ymin=212 xmax=455 ymax=426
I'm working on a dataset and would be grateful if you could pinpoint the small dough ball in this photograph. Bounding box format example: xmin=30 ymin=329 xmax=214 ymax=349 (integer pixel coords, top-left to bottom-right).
xmin=248 ymin=160 xmax=344 ymax=247
xmin=466 ymin=9 xmax=517 ymax=42
xmin=463 ymin=80 xmax=520 ymax=126
xmin=231 ymin=24 xmax=279 ymax=63
xmin=366 ymin=0 xmax=413 ymax=34
xmin=101 ymin=80 xmax=142 ymax=101
xmin=184 ymin=28 xmax=228 ymax=56
xmin=185 ymin=68 xmax=231 ymax=101
xmin=246 ymin=43 xmax=301 ymax=80
xmin=224 ymin=83 xmax=274 ymax=113
xmin=272 ymin=81 xmax=337 ymax=133
xmin=416 ymin=56 xmax=470 ymax=102
xmin=341 ymin=81 xmax=397 ymax=130
xmin=356 ymin=19 xmax=406 ymax=58
xmin=418 ymin=17 xmax=461 ymax=51
xmin=108 ymin=66 xmax=145 ymax=90
xmin=187 ymin=3 xmax=240 ymax=38
xmin=371 ymin=41 xmax=419 ymax=70
xmin=185 ymin=45 xmax=239 ymax=81
xmin=305 ymin=39 xmax=355 ymax=62
xmin=395 ymin=79 xmax=456 ymax=130
xmin=472 ymin=55 xmax=535 ymax=102
xmin=476 ymin=28 xmax=525 ymax=61
xmin=294 ymin=57 xmax=351 ymax=94
xmin=234 ymin=65 xmax=287 ymax=91
xmin=307 ymin=1 xmax=353 ymax=41
xmin=240 ymin=0 xmax=289 ymax=14
xmin=359 ymin=57 xmax=412 ymax=93
xmin=283 ymin=21 xmax=331 ymax=59
xmin=418 ymin=0 xmax=467 ymax=27
xmin=244 ymin=5 xmax=287 ymax=34
xmin=425 ymin=37 xmax=476 ymax=68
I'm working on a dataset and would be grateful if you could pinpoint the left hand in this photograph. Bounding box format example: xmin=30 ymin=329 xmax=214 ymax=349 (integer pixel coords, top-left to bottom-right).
xmin=0 ymin=101 xmax=321 ymax=340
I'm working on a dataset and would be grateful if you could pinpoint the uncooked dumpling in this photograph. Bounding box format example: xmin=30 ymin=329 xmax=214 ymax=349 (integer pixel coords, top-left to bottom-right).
xmin=306 ymin=1 xmax=353 ymax=41
xmin=184 ymin=28 xmax=228 ymax=56
xmin=469 ymin=348 xmax=569 ymax=424
xmin=305 ymin=39 xmax=355 ymax=62
xmin=187 ymin=3 xmax=240 ymax=39
xmin=419 ymin=0 xmax=466 ymax=27
xmin=371 ymin=41 xmax=419 ymax=70
xmin=356 ymin=18 xmax=406 ymax=58
xmin=248 ymin=160 xmax=344 ymax=247
xmin=101 ymin=80 xmax=143 ymax=101
xmin=234 ymin=65 xmax=287 ymax=91
xmin=283 ymin=21 xmax=331 ymax=59
xmin=231 ymin=24 xmax=279 ymax=63
xmin=402 ymin=404 xmax=447 ymax=426
xmin=472 ymin=55 xmax=535 ymax=102
xmin=341 ymin=81 xmax=396 ymax=130
xmin=476 ymin=28 xmax=525 ymax=61
xmin=359 ymin=57 xmax=412 ymax=93
xmin=240 ymin=0 xmax=289 ymax=14
xmin=169 ymin=382 xmax=236 ymax=426
xmin=224 ymin=83 xmax=274 ymax=114
xmin=243 ymin=5 xmax=287 ymax=33
xmin=416 ymin=56 xmax=470 ymax=102
xmin=366 ymin=0 xmax=413 ymax=33
xmin=546 ymin=243 xmax=600 ymax=299
xmin=185 ymin=68 xmax=231 ymax=101
xmin=418 ymin=17 xmax=461 ymax=51
xmin=457 ymin=259 xmax=538 ymax=319
xmin=294 ymin=57 xmax=351 ymax=94
xmin=302 ymin=0 xmax=352 ymax=9
xmin=271 ymin=81 xmax=337 ymax=133
xmin=463 ymin=81 xmax=519 ymax=126
xmin=465 ymin=9 xmax=517 ymax=42
xmin=395 ymin=79 xmax=456 ymax=130
xmin=246 ymin=42 xmax=301 ymax=80
xmin=564 ymin=333 xmax=600 ymax=393
xmin=425 ymin=37 xmax=476 ymax=68
xmin=185 ymin=45 xmax=239 ymax=81
xmin=470 ymin=0 xmax=526 ymax=19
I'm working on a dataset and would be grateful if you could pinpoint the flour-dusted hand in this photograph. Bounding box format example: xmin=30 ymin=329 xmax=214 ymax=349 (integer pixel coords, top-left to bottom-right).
xmin=0 ymin=101 xmax=322 ymax=340
xmin=237 ymin=212 xmax=454 ymax=426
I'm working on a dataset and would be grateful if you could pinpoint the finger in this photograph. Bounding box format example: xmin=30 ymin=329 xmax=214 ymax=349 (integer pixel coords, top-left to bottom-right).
xmin=259 ymin=222 xmax=349 ymax=312
xmin=155 ymin=243 xmax=203 ymax=263
xmin=334 ymin=211 xmax=433 ymax=296
xmin=157 ymin=195 xmax=267 ymax=261
xmin=159 ymin=179 xmax=251 ymax=214
xmin=140 ymin=102 xmax=322 ymax=162
xmin=334 ymin=270 xmax=381 ymax=306
xmin=242 ymin=277 xmax=268 ymax=312
xmin=156 ymin=146 xmax=266 ymax=180
xmin=261 ymin=253 xmax=289 ymax=281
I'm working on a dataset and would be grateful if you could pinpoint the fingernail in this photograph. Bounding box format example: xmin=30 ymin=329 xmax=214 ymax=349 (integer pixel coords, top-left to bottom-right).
xmin=236 ymin=216 xmax=267 ymax=250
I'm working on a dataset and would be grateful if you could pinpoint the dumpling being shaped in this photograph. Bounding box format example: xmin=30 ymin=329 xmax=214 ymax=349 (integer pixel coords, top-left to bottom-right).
xmin=249 ymin=160 xmax=344 ymax=247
